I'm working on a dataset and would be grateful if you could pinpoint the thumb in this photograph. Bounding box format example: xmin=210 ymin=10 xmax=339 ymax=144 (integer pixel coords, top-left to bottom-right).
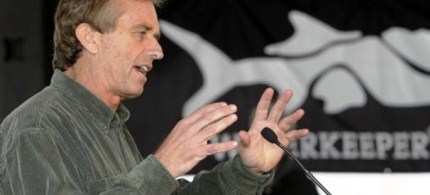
xmin=238 ymin=130 xmax=251 ymax=147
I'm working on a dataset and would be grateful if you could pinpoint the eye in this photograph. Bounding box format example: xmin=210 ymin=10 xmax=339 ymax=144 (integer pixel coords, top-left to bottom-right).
xmin=135 ymin=31 xmax=147 ymax=39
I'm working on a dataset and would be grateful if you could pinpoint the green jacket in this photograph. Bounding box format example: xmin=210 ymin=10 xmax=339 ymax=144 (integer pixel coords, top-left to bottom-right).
xmin=0 ymin=70 xmax=273 ymax=195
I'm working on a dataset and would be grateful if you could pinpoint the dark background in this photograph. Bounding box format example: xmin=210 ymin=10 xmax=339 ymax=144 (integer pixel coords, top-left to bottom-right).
xmin=2 ymin=1 xmax=430 ymax=194
xmin=2 ymin=0 xmax=430 ymax=174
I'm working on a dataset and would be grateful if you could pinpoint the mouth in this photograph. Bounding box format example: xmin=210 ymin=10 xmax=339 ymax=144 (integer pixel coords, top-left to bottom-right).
xmin=134 ymin=65 xmax=151 ymax=75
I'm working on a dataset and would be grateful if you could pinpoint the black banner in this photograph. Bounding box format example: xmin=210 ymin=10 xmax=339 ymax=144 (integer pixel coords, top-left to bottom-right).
xmin=125 ymin=0 xmax=430 ymax=173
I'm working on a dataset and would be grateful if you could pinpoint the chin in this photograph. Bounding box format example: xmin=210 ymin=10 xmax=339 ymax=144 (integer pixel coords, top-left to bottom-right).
xmin=123 ymin=89 xmax=144 ymax=100
xmin=132 ymin=90 xmax=144 ymax=98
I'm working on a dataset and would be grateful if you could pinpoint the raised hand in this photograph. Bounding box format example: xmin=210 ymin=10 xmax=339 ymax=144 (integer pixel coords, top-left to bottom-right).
xmin=237 ymin=88 xmax=309 ymax=174
xmin=154 ymin=102 xmax=239 ymax=177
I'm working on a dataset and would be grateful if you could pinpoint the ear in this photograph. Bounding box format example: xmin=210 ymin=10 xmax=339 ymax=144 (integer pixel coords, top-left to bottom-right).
xmin=75 ymin=23 xmax=99 ymax=54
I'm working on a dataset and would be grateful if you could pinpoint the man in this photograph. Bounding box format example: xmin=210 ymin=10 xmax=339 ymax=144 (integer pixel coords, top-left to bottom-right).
xmin=0 ymin=0 xmax=309 ymax=194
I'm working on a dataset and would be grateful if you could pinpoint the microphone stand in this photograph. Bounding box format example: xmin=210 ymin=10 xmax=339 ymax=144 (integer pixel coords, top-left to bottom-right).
xmin=261 ymin=128 xmax=332 ymax=195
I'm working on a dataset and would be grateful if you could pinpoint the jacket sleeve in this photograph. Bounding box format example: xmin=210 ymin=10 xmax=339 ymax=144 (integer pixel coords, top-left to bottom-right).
xmin=101 ymin=155 xmax=180 ymax=195
xmin=172 ymin=155 xmax=274 ymax=195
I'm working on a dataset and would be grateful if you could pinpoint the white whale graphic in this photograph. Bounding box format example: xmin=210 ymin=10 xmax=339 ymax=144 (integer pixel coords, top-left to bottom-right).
xmin=159 ymin=10 xmax=430 ymax=115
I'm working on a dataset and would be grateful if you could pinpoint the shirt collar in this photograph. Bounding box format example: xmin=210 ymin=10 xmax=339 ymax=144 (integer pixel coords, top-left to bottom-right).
xmin=50 ymin=69 xmax=130 ymax=133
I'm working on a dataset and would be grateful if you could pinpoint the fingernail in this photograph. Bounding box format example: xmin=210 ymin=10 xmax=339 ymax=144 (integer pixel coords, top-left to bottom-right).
xmin=229 ymin=105 xmax=237 ymax=111
xmin=230 ymin=114 xmax=238 ymax=120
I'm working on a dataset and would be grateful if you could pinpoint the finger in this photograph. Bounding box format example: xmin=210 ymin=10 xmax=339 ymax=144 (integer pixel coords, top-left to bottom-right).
xmin=279 ymin=109 xmax=305 ymax=132
xmin=252 ymin=88 xmax=274 ymax=123
xmin=199 ymin=113 xmax=238 ymax=142
xmin=192 ymin=104 xmax=237 ymax=133
xmin=238 ymin=130 xmax=251 ymax=147
xmin=205 ymin=141 xmax=238 ymax=155
xmin=184 ymin=102 xmax=229 ymax=124
xmin=283 ymin=128 xmax=309 ymax=142
xmin=267 ymin=89 xmax=293 ymax=122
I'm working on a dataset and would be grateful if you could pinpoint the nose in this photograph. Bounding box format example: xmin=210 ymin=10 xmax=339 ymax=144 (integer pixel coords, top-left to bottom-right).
xmin=147 ymin=40 xmax=164 ymax=60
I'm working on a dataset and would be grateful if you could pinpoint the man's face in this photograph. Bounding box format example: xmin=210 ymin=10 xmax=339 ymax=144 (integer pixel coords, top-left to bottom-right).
xmin=95 ymin=0 xmax=163 ymax=100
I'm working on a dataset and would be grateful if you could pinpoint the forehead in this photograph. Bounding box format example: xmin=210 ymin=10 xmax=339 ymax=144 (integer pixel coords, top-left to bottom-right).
xmin=116 ymin=0 xmax=159 ymax=29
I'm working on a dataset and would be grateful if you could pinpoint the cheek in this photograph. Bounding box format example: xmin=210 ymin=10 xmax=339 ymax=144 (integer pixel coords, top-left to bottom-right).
xmin=103 ymin=42 xmax=122 ymax=59
xmin=101 ymin=35 xmax=128 ymax=56
xmin=99 ymin=34 xmax=138 ymax=71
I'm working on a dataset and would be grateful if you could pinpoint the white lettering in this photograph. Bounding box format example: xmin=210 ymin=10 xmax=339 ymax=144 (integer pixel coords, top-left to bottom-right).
xmin=376 ymin=132 xmax=393 ymax=160
xmin=319 ymin=132 xmax=341 ymax=159
xmin=294 ymin=130 xmax=429 ymax=160
xmin=393 ymin=132 xmax=410 ymax=159
xmin=360 ymin=132 xmax=376 ymax=159
xmin=212 ymin=130 xmax=430 ymax=162
xmin=300 ymin=132 xmax=319 ymax=159
xmin=343 ymin=132 xmax=359 ymax=159
xmin=411 ymin=132 xmax=429 ymax=159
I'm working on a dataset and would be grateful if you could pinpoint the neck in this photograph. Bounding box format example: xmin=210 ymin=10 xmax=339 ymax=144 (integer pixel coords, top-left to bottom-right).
xmin=64 ymin=67 xmax=121 ymax=110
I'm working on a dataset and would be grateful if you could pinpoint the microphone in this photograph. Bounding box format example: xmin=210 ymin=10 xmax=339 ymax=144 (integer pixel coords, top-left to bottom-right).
xmin=261 ymin=128 xmax=332 ymax=195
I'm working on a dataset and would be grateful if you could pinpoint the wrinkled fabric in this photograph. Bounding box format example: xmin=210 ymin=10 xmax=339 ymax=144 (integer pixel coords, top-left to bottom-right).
xmin=0 ymin=69 xmax=272 ymax=195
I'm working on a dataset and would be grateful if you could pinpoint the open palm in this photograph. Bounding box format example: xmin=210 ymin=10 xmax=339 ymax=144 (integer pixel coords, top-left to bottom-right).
xmin=237 ymin=88 xmax=309 ymax=174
